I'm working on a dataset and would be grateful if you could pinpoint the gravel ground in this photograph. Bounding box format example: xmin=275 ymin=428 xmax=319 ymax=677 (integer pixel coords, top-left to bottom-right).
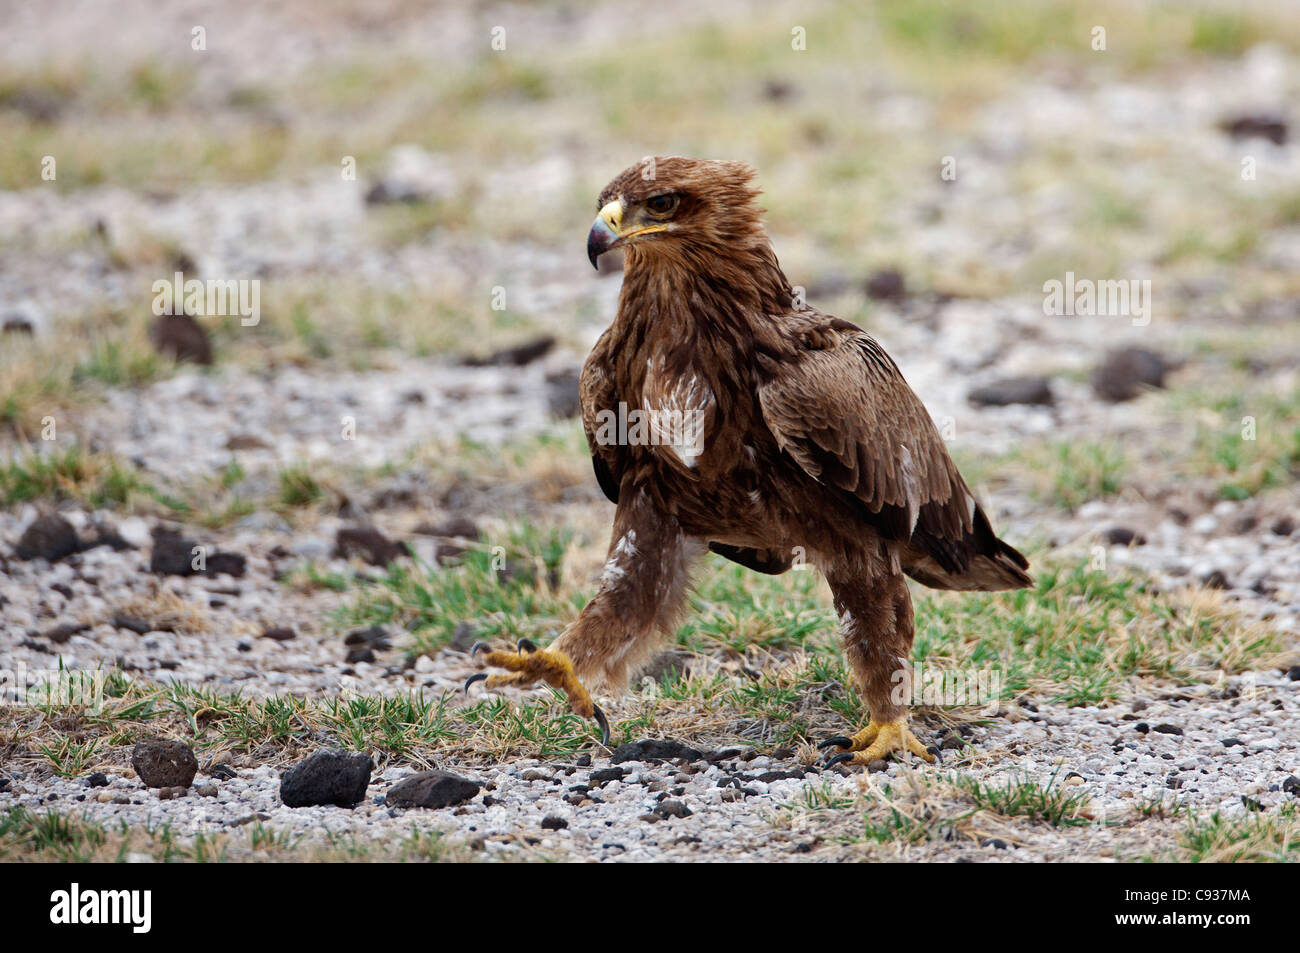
xmin=2 ymin=0 xmax=1299 ymax=861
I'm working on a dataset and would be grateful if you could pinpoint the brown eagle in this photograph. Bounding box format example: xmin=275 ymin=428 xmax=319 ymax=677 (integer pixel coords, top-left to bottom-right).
xmin=469 ymin=157 xmax=1031 ymax=765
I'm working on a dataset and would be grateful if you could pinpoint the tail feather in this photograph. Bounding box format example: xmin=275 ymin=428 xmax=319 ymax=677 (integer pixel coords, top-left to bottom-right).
xmin=903 ymin=504 xmax=1032 ymax=592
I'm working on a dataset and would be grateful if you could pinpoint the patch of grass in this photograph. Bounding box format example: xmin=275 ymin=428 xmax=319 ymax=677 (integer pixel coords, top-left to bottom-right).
xmin=1183 ymin=387 xmax=1300 ymax=500
xmin=337 ymin=523 xmax=577 ymax=654
xmin=0 ymin=445 xmax=187 ymax=512
xmin=0 ymin=805 xmax=473 ymax=862
xmin=915 ymin=562 xmax=1286 ymax=706
xmin=1011 ymin=441 xmax=1127 ymax=511
xmin=956 ymin=769 xmax=1093 ymax=827
xmin=1163 ymin=804 xmax=1300 ymax=863
xmin=277 ymin=466 xmax=324 ymax=507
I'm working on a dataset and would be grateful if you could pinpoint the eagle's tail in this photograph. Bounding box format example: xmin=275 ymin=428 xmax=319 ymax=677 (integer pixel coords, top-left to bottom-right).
xmin=902 ymin=504 xmax=1033 ymax=592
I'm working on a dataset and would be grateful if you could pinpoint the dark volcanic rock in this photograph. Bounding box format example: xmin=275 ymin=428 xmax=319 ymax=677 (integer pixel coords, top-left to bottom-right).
xmin=1091 ymin=347 xmax=1167 ymax=402
xmin=260 ymin=626 xmax=297 ymax=641
xmin=279 ymin=749 xmax=373 ymax=808
xmin=15 ymin=513 xmax=79 ymax=562
xmin=1201 ymin=570 xmax=1231 ymax=590
xmin=149 ymin=527 xmax=198 ymax=575
xmin=864 ymin=267 xmax=906 ymax=301
xmin=385 ymin=770 xmax=480 ymax=809
xmin=461 ymin=335 xmax=555 ymax=367
xmin=111 ymin=613 xmax=152 ymax=634
xmin=967 ymin=376 xmax=1054 ymax=407
xmin=334 ymin=525 xmax=405 ymax=566
xmin=43 ymin=621 xmax=90 ymax=644
xmin=149 ymin=528 xmax=242 ymax=578
xmin=656 ymin=798 xmax=693 ymax=818
xmin=204 ymin=551 xmax=247 ymax=578
xmin=540 ymin=814 xmax=569 ymax=830
xmin=344 ymin=626 xmax=391 ymax=650
xmin=149 ymin=313 xmax=213 ymax=365
xmin=131 ymin=738 xmax=199 ymax=789
xmin=1102 ymin=526 xmax=1147 ymax=546
xmin=412 ymin=516 xmax=480 ymax=563
xmin=611 ymin=739 xmax=704 ymax=765
xmin=1219 ymin=113 xmax=1288 ymax=145
xmin=588 ymin=767 xmax=626 ymax=785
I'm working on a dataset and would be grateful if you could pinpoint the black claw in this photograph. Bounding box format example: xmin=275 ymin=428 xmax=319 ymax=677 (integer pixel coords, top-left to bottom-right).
xmin=470 ymin=640 xmax=490 ymax=658
xmin=464 ymin=672 xmax=488 ymax=694
xmin=817 ymin=735 xmax=853 ymax=751
xmin=517 ymin=638 xmax=538 ymax=654
xmin=825 ymin=752 xmax=855 ymax=769
xmin=592 ymin=704 xmax=610 ymax=746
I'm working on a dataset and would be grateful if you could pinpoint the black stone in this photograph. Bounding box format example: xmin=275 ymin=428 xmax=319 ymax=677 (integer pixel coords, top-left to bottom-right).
xmin=149 ymin=312 xmax=212 ymax=365
xmin=968 ymin=376 xmax=1054 ymax=407
xmin=1219 ymin=113 xmax=1288 ymax=145
xmin=15 ymin=513 xmax=79 ymax=562
xmin=611 ymin=739 xmax=704 ymax=765
xmin=461 ymin=335 xmax=555 ymax=367
xmin=131 ymin=738 xmax=199 ymax=789
xmin=656 ymin=799 xmax=692 ymax=818
xmin=334 ymin=525 xmax=405 ymax=566
xmin=205 ymin=551 xmax=247 ymax=578
xmin=1152 ymin=723 xmax=1184 ymax=736
xmin=588 ymin=767 xmax=626 ymax=785
xmin=1091 ymin=347 xmax=1167 ymax=403
xmin=541 ymin=815 xmax=568 ymax=830
xmin=384 ymin=770 xmax=480 ymax=809
xmin=1102 ymin=526 xmax=1147 ymax=546
xmin=864 ymin=268 xmax=906 ymax=301
xmin=43 ymin=621 xmax=90 ymax=644
xmin=279 ymin=749 xmax=373 ymax=808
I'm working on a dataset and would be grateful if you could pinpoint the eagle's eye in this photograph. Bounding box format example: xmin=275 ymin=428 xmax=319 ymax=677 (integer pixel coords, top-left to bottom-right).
xmin=645 ymin=193 xmax=679 ymax=218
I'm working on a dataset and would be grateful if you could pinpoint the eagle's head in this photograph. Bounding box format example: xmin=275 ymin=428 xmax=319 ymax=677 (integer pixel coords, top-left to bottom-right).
xmin=586 ymin=156 xmax=765 ymax=269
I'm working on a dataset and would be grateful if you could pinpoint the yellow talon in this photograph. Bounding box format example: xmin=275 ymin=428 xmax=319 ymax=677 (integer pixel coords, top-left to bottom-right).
xmin=825 ymin=717 xmax=935 ymax=766
xmin=466 ymin=642 xmax=609 ymax=744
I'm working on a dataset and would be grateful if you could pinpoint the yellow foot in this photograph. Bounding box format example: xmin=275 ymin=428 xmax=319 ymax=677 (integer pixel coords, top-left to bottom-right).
xmin=817 ymin=717 xmax=937 ymax=766
xmin=464 ymin=639 xmax=609 ymax=744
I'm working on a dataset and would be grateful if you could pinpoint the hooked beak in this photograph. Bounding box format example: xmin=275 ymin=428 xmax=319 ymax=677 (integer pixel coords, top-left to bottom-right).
xmin=586 ymin=199 xmax=667 ymax=269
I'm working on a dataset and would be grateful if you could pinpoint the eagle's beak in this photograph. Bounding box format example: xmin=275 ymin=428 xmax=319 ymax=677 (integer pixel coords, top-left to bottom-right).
xmin=586 ymin=198 xmax=668 ymax=269
xmin=587 ymin=200 xmax=624 ymax=269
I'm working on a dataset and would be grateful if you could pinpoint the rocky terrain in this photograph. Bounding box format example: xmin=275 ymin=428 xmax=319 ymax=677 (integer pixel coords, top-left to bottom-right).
xmin=1 ymin=0 xmax=1298 ymax=861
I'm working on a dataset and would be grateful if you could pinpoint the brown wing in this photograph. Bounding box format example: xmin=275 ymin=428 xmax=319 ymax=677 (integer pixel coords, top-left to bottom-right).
xmin=580 ymin=328 xmax=623 ymax=504
xmin=756 ymin=314 xmax=1031 ymax=591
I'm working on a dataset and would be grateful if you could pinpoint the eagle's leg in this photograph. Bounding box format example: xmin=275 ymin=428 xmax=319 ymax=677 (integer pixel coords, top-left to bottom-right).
xmin=820 ymin=567 xmax=936 ymax=766
xmin=468 ymin=487 xmax=699 ymax=746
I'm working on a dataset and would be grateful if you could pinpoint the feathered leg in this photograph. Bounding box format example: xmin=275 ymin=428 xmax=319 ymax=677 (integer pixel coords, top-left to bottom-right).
xmin=819 ymin=567 xmax=936 ymax=765
xmin=468 ymin=487 xmax=701 ymax=744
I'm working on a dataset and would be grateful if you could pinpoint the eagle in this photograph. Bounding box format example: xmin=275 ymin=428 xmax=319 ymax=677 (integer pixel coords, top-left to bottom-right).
xmin=468 ymin=157 xmax=1031 ymax=765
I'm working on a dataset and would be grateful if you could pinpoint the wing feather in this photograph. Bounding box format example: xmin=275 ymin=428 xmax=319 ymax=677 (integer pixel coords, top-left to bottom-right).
xmin=756 ymin=315 xmax=1031 ymax=590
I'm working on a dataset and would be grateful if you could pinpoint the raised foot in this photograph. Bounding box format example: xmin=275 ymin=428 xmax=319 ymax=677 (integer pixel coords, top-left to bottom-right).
xmin=464 ymin=639 xmax=609 ymax=745
xmin=817 ymin=717 xmax=937 ymax=767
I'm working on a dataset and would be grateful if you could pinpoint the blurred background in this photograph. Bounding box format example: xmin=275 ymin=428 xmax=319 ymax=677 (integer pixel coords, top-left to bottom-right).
xmin=1 ymin=0 xmax=1298 ymax=683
